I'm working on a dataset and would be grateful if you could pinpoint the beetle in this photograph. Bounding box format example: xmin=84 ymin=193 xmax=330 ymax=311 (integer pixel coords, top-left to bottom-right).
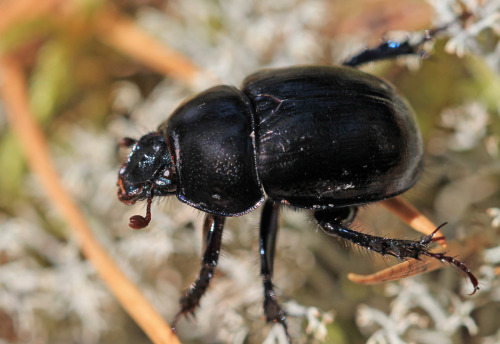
xmin=117 ymin=31 xmax=479 ymax=338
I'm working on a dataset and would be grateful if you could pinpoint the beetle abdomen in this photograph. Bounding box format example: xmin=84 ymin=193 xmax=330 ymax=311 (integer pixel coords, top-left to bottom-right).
xmin=161 ymin=86 xmax=264 ymax=215
xmin=243 ymin=66 xmax=423 ymax=208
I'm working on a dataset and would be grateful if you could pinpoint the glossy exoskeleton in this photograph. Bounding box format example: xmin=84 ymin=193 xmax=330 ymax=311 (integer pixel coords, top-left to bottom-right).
xmin=117 ymin=34 xmax=478 ymax=338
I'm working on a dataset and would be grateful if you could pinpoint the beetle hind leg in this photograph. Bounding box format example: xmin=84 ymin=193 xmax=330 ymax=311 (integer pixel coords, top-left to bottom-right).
xmin=381 ymin=196 xmax=446 ymax=247
xmin=314 ymin=207 xmax=479 ymax=293
xmin=315 ymin=206 xmax=435 ymax=260
xmin=349 ymin=197 xmax=447 ymax=284
xmin=172 ymin=214 xmax=225 ymax=330
xmin=259 ymin=200 xmax=290 ymax=339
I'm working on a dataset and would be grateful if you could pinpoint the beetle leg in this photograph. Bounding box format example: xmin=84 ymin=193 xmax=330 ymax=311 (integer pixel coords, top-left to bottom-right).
xmin=340 ymin=24 xmax=451 ymax=67
xmin=343 ymin=15 xmax=472 ymax=67
xmin=342 ymin=36 xmax=427 ymax=67
xmin=172 ymin=214 xmax=225 ymax=330
xmin=259 ymin=200 xmax=290 ymax=338
xmin=313 ymin=209 xmax=479 ymax=294
xmin=380 ymin=197 xmax=447 ymax=247
xmin=347 ymin=197 xmax=447 ymax=285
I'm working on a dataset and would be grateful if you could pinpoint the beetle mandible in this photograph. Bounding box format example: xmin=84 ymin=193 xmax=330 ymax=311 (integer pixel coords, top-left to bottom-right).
xmin=116 ymin=31 xmax=479 ymax=337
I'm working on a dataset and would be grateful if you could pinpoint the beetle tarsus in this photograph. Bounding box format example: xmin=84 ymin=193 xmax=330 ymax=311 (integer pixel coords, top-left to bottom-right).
xmin=417 ymin=223 xmax=479 ymax=294
xmin=263 ymin=277 xmax=290 ymax=341
xmin=263 ymin=277 xmax=288 ymax=322
xmin=421 ymin=251 xmax=480 ymax=295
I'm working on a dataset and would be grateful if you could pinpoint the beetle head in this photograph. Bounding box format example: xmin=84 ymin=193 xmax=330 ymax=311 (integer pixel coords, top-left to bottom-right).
xmin=117 ymin=132 xmax=177 ymax=206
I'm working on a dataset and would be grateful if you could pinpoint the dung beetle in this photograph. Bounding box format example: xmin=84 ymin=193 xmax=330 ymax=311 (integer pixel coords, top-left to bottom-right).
xmin=117 ymin=32 xmax=479 ymax=338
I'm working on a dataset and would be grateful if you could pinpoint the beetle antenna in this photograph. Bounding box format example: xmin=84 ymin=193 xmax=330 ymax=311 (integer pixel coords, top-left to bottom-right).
xmin=129 ymin=188 xmax=154 ymax=229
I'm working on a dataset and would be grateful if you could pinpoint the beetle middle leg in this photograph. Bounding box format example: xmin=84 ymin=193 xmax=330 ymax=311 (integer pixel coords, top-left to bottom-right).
xmin=172 ymin=214 xmax=225 ymax=329
xmin=259 ymin=200 xmax=290 ymax=338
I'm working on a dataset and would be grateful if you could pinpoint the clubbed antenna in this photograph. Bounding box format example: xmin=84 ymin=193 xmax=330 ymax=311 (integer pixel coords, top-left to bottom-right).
xmin=129 ymin=192 xmax=153 ymax=229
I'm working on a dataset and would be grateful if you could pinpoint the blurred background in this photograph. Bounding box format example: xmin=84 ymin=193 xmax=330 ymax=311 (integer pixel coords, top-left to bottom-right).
xmin=1 ymin=0 xmax=500 ymax=343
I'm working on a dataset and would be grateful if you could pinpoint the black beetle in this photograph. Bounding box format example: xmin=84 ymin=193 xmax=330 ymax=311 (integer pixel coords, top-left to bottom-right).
xmin=117 ymin=33 xmax=478 ymax=338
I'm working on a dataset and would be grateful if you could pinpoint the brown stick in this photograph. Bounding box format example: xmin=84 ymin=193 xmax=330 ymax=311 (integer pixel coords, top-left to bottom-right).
xmin=0 ymin=54 xmax=180 ymax=344
xmin=94 ymin=7 xmax=201 ymax=84
xmin=348 ymin=257 xmax=440 ymax=284
xmin=0 ymin=0 xmax=201 ymax=86
xmin=0 ymin=0 xmax=59 ymax=35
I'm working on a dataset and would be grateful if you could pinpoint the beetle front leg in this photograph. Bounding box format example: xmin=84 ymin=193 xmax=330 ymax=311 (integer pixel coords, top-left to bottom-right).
xmin=172 ymin=214 xmax=225 ymax=330
xmin=259 ymin=200 xmax=289 ymax=337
